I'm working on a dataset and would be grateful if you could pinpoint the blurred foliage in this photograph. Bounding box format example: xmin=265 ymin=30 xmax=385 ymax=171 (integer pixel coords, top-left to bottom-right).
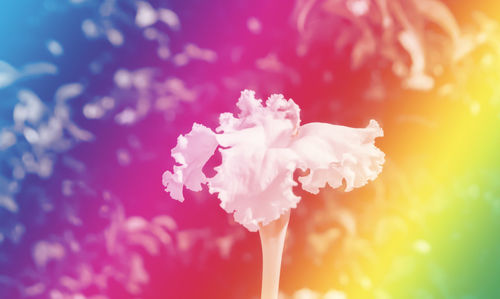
xmin=0 ymin=0 xmax=499 ymax=299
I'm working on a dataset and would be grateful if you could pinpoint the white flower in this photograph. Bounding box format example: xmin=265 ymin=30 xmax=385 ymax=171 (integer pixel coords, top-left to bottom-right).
xmin=163 ymin=90 xmax=384 ymax=231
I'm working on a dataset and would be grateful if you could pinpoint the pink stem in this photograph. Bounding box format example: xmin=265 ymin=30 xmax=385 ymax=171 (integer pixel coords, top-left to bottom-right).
xmin=259 ymin=210 xmax=290 ymax=299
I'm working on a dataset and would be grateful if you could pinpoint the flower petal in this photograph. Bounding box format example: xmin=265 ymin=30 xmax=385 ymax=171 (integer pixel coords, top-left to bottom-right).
xmin=292 ymin=119 xmax=384 ymax=193
xmin=209 ymin=140 xmax=300 ymax=231
xmin=207 ymin=91 xmax=302 ymax=231
xmin=162 ymin=123 xmax=218 ymax=201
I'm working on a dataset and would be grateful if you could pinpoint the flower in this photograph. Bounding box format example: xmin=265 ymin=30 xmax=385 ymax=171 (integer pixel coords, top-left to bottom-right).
xmin=163 ymin=90 xmax=384 ymax=231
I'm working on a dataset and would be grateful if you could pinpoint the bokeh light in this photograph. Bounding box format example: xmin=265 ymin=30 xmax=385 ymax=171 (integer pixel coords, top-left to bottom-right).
xmin=0 ymin=0 xmax=500 ymax=298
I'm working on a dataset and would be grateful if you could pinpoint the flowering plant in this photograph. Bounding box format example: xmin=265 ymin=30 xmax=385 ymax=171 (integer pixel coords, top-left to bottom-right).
xmin=163 ymin=90 xmax=384 ymax=299
xmin=163 ymin=90 xmax=384 ymax=230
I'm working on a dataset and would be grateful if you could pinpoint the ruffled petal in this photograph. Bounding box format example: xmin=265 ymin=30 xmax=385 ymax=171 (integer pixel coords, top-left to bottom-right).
xmin=162 ymin=123 xmax=218 ymax=201
xmin=209 ymin=143 xmax=300 ymax=231
xmin=291 ymin=120 xmax=384 ymax=193
xmin=218 ymin=90 xmax=300 ymax=140
xmin=207 ymin=90 xmax=302 ymax=231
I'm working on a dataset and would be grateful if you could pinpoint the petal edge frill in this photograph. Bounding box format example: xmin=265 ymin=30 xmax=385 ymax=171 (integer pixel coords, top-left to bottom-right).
xmin=292 ymin=120 xmax=384 ymax=194
xmin=208 ymin=144 xmax=300 ymax=232
xmin=162 ymin=123 xmax=218 ymax=201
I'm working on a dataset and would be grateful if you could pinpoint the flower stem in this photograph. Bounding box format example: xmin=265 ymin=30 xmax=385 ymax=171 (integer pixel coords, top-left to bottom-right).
xmin=259 ymin=210 xmax=290 ymax=299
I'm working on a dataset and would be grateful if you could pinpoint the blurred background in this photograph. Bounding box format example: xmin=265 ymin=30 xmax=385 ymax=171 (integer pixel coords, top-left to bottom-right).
xmin=1 ymin=0 xmax=500 ymax=298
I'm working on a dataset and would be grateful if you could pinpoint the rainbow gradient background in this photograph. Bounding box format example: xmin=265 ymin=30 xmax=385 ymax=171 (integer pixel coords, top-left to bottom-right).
xmin=1 ymin=0 xmax=500 ymax=298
